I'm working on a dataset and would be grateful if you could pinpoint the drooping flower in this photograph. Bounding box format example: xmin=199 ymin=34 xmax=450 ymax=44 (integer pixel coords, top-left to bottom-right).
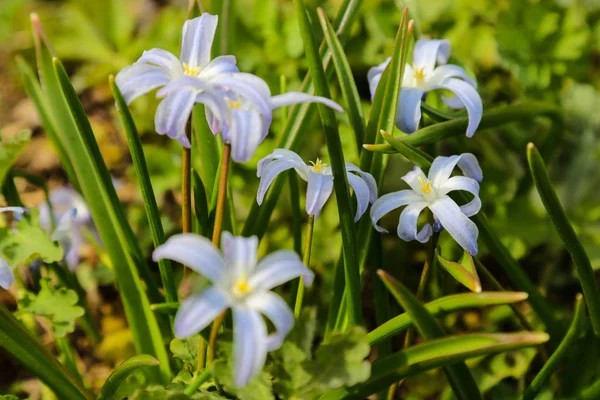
xmin=0 ymin=207 xmax=26 ymax=289
xmin=370 ymin=153 xmax=483 ymax=255
xmin=158 ymin=73 xmax=344 ymax=162
xmin=153 ymin=232 xmax=313 ymax=387
xmin=256 ymin=149 xmax=377 ymax=220
xmin=115 ymin=13 xmax=238 ymax=147
xmin=39 ymin=188 xmax=92 ymax=269
xmin=368 ymin=39 xmax=482 ymax=137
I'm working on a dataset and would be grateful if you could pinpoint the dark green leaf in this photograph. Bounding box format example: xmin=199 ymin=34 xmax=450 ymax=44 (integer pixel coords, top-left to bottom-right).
xmin=98 ymin=355 xmax=160 ymax=400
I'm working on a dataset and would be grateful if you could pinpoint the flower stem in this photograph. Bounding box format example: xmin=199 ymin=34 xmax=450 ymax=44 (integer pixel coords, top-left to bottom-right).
xmin=294 ymin=214 xmax=315 ymax=318
xmin=56 ymin=336 xmax=82 ymax=384
xmin=212 ymin=144 xmax=232 ymax=248
xmin=207 ymin=310 xmax=227 ymax=365
xmin=182 ymin=123 xmax=193 ymax=277
xmin=183 ymin=368 xmax=211 ymax=396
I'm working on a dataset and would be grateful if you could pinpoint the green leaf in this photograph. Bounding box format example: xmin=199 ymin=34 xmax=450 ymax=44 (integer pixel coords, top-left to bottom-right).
xmin=368 ymin=292 xmax=529 ymax=346
xmin=192 ymin=170 xmax=210 ymax=237
xmin=437 ymin=250 xmax=482 ymax=293
xmin=528 ymin=142 xmax=600 ymax=336
xmin=18 ymin=279 xmax=84 ymax=337
xmin=110 ymin=76 xmax=178 ymax=305
xmin=170 ymin=334 xmax=202 ymax=370
xmin=378 ymin=270 xmax=483 ymax=400
xmin=328 ymin=331 xmax=550 ymax=399
xmin=0 ymin=305 xmax=93 ymax=400
xmin=295 ymin=0 xmax=361 ymax=326
xmin=98 ymin=355 xmax=160 ymax=400
xmin=131 ymin=385 xmax=225 ymax=400
xmin=317 ymin=8 xmax=366 ymax=155
xmin=0 ymin=130 xmax=30 ymax=186
xmin=0 ymin=395 xmax=20 ymax=400
xmin=0 ymin=213 xmax=63 ymax=266
xmin=522 ymin=294 xmax=587 ymax=400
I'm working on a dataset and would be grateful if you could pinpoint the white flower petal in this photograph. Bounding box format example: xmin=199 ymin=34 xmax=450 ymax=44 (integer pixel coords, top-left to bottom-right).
xmin=226 ymin=109 xmax=264 ymax=163
xmin=115 ymin=64 xmax=170 ymax=104
xmin=401 ymin=167 xmax=429 ymax=193
xmin=233 ymin=307 xmax=268 ymax=387
xmin=457 ymin=153 xmax=483 ymax=182
xmin=0 ymin=259 xmax=14 ymax=290
xmin=367 ymin=57 xmax=390 ymax=99
xmin=221 ymin=232 xmax=258 ymax=279
xmin=438 ymin=176 xmax=480 ymax=197
xmin=428 ymin=155 xmax=461 ymax=189
xmin=257 ymin=149 xmax=307 ymax=178
xmin=347 ymin=172 xmax=371 ymax=222
xmin=460 ymin=197 xmax=482 ymax=217
xmin=65 ymin=231 xmax=83 ymax=270
xmin=270 ymin=92 xmax=343 ymax=113
xmin=198 ymin=92 xmax=229 ymax=135
xmin=153 ymin=233 xmax=226 ymax=283
xmin=154 ymin=88 xmax=196 ymax=147
xmin=256 ymin=151 xmax=308 ymax=205
xmin=180 ymin=14 xmax=218 ymax=69
xmin=137 ymin=48 xmax=183 ymax=77
xmin=248 ymin=250 xmax=314 ymax=291
xmin=432 ymin=78 xmax=482 ymax=138
xmin=395 ymin=88 xmax=424 ymax=133
xmin=0 ymin=207 xmax=26 ymax=218
xmin=246 ymin=291 xmax=294 ymax=351
xmin=397 ymin=202 xmax=431 ymax=243
xmin=413 ymin=39 xmax=451 ymax=75
xmin=426 ymin=64 xmax=477 ymax=89
xmin=370 ymin=190 xmax=423 ymax=233
xmin=429 ymin=196 xmax=479 ymax=255
xmin=305 ymin=170 xmax=334 ymax=217
xmin=211 ymin=73 xmax=272 ymax=116
xmin=199 ymin=55 xmax=239 ymax=81
xmin=51 ymin=208 xmax=77 ymax=242
xmin=174 ymin=287 xmax=230 ymax=338
xmin=345 ymin=163 xmax=378 ymax=203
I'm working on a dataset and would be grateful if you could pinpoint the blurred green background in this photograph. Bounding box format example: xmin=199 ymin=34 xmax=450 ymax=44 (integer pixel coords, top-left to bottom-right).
xmin=1 ymin=0 xmax=600 ymax=397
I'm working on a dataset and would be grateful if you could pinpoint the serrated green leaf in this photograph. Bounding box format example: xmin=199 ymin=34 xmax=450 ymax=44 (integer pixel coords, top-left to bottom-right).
xmin=18 ymin=280 xmax=84 ymax=337
xmin=131 ymin=385 xmax=224 ymax=400
xmin=0 ymin=213 xmax=63 ymax=267
xmin=170 ymin=334 xmax=201 ymax=370
xmin=0 ymin=130 xmax=30 ymax=186
xmin=437 ymin=250 xmax=482 ymax=293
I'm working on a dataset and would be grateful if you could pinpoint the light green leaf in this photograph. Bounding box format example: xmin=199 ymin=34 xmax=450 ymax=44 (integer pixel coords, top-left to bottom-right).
xmin=437 ymin=250 xmax=482 ymax=293
xmin=18 ymin=280 xmax=84 ymax=337
xmin=0 ymin=130 xmax=30 ymax=186
xmin=170 ymin=334 xmax=202 ymax=370
xmin=98 ymin=355 xmax=160 ymax=400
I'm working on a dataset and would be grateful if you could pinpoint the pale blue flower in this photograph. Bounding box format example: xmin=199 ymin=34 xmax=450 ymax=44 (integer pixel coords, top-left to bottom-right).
xmin=159 ymin=73 xmax=344 ymax=162
xmin=153 ymin=232 xmax=313 ymax=387
xmin=256 ymin=149 xmax=377 ymax=220
xmin=116 ymin=13 xmax=238 ymax=147
xmin=371 ymin=153 xmax=482 ymax=255
xmin=0 ymin=206 xmax=26 ymax=289
xmin=368 ymin=39 xmax=482 ymax=137
xmin=39 ymin=188 xmax=91 ymax=269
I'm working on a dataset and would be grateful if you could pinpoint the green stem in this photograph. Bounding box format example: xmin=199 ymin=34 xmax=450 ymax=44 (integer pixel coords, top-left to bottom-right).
xmin=294 ymin=214 xmax=315 ymax=317
xmin=184 ymin=368 xmax=211 ymax=396
xmin=182 ymin=124 xmax=193 ymax=277
xmin=56 ymin=336 xmax=82 ymax=384
xmin=212 ymin=144 xmax=231 ymax=248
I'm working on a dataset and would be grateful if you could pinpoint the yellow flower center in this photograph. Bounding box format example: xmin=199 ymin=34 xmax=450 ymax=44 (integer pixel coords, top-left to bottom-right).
xmin=414 ymin=67 xmax=425 ymax=83
xmin=226 ymin=97 xmax=243 ymax=110
xmin=233 ymin=279 xmax=252 ymax=297
xmin=310 ymin=158 xmax=327 ymax=173
xmin=183 ymin=62 xmax=202 ymax=76
xmin=418 ymin=176 xmax=432 ymax=194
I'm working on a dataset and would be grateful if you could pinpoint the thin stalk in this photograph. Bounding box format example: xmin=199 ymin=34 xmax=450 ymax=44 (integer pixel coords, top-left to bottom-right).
xmin=183 ymin=368 xmax=211 ymax=396
xmin=207 ymin=311 xmax=227 ymax=365
xmin=56 ymin=336 xmax=82 ymax=384
xmin=196 ymin=337 xmax=206 ymax=372
xmin=294 ymin=215 xmax=315 ymax=317
xmin=182 ymin=123 xmax=193 ymax=276
xmin=212 ymin=144 xmax=231 ymax=247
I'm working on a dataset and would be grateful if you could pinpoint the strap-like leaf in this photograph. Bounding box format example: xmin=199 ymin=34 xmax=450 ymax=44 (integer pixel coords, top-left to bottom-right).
xmin=97 ymin=355 xmax=160 ymax=400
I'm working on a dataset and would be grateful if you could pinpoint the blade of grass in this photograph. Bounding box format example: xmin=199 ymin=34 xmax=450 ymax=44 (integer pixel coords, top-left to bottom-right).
xmin=527 ymin=143 xmax=600 ymax=334
xmin=192 ymin=169 xmax=210 ymax=237
xmin=522 ymin=294 xmax=586 ymax=400
xmin=378 ymin=270 xmax=483 ymax=400
xmin=97 ymin=355 xmax=160 ymax=400
xmin=0 ymin=305 xmax=94 ymax=400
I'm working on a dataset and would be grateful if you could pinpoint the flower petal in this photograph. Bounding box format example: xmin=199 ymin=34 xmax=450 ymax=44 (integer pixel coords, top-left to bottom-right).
xmin=154 ymin=87 xmax=196 ymax=147
xmin=174 ymin=287 xmax=230 ymax=338
xmin=270 ymin=92 xmax=343 ymax=113
xmin=51 ymin=208 xmax=77 ymax=243
xmin=199 ymin=55 xmax=239 ymax=81
xmin=0 ymin=259 xmax=14 ymax=290
xmin=246 ymin=291 xmax=294 ymax=351
xmin=305 ymin=171 xmax=334 ymax=217
xmin=429 ymin=196 xmax=479 ymax=255
xmin=180 ymin=13 xmax=218 ymax=69
xmin=413 ymin=39 xmax=451 ymax=75
xmin=256 ymin=150 xmax=308 ymax=205
xmin=432 ymin=78 xmax=482 ymax=138
xmin=370 ymin=190 xmax=423 ymax=233
xmin=395 ymin=88 xmax=424 ymax=133
xmin=0 ymin=207 xmax=26 ymax=218
xmin=401 ymin=167 xmax=429 ymax=192
xmin=115 ymin=64 xmax=170 ymax=104
xmin=397 ymin=202 xmax=431 ymax=243
xmin=438 ymin=176 xmax=480 ymax=197
xmin=221 ymin=232 xmax=258 ymax=279
xmin=232 ymin=307 xmax=268 ymax=387
xmin=457 ymin=153 xmax=483 ymax=182
xmin=460 ymin=197 xmax=482 ymax=217
xmin=225 ymin=109 xmax=264 ymax=163
xmin=428 ymin=155 xmax=461 ymax=189
xmin=137 ymin=48 xmax=183 ymax=77
xmin=426 ymin=64 xmax=476 ymax=89
xmin=248 ymin=250 xmax=314 ymax=291
xmin=347 ymin=172 xmax=371 ymax=221
xmin=345 ymin=163 xmax=378 ymax=203
xmin=153 ymin=233 xmax=225 ymax=283
xmin=368 ymin=57 xmax=390 ymax=99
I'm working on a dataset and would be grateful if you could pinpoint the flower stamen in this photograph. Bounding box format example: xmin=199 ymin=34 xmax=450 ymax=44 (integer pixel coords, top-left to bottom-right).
xmin=310 ymin=158 xmax=327 ymax=173
xmin=414 ymin=67 xmax=425 ymax=83
xmin=226 ymin=97 xmax=243 ymax=110
xmin=183 ymin=62 xmax=202 ymax=76
xmin=418 ymin=176 xmax=432 ymax=194
xmin=232 ymin=278 xmax=252 ymax=297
